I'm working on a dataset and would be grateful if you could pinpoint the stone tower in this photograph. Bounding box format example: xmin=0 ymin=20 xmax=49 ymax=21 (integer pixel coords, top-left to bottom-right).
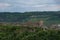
xmin=39 ymin=20 xmax=44 ymax=26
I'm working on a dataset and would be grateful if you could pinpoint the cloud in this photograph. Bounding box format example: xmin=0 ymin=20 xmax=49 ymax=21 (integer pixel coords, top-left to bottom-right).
xmin=22 ymin=4 xmax=60 ymax=12
xmin=16 ymin=0 xmax=57 ymax=8
xmin=47 ymin=5 xmax=60 ymax=11
xmin=0 ymin=3 xmax=11 ymax=8
xmin=0 ymin=0 xmax=60 ymax=12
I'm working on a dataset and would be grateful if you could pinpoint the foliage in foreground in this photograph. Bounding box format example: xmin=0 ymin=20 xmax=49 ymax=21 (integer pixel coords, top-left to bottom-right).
xmin=0 ymin=26 xmax=60 ymax=40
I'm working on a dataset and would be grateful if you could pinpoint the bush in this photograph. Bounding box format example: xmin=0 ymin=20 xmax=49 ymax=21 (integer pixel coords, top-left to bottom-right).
xmin=0 ymin=26 xmax=60 ymax=40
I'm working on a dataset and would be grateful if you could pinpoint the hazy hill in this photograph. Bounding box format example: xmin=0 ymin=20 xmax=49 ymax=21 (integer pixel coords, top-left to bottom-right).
xmin=0 ymin=11 xmax=60 ymax=24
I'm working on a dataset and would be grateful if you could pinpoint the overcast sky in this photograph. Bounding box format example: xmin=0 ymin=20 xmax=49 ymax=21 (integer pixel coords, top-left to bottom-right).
xmin=0 ymin=0 xmax=60 ymax=12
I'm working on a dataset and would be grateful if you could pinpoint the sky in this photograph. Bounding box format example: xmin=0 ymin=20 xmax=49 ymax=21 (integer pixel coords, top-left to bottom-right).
xmin=0 ymin=0 xmax=60 ymax=12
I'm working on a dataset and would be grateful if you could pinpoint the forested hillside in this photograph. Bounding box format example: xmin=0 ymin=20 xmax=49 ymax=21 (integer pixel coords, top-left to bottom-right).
xmin=0 ymin=11 xmax=60 ymax=23
xmin=0 ymin=11 xmax=60 ymax=40
xmin=0 ymin=11 xmax=60 ymax=26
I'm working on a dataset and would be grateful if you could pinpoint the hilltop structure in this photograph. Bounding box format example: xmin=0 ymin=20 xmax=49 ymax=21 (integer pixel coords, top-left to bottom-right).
xmin=39 ymin=20 xmax=44 ymax=27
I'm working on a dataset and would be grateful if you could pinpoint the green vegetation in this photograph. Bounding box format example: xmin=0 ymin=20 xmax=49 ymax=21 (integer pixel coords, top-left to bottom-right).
xmin=0 ymin=11 xmax=60 ymax=40
xmin=0 ymin=11 xmax=60 ymax=25
xmin=0 ymin=25 xmax=60 ymax=40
